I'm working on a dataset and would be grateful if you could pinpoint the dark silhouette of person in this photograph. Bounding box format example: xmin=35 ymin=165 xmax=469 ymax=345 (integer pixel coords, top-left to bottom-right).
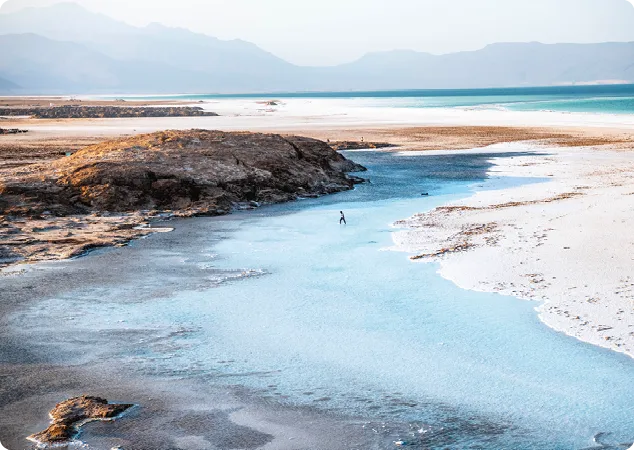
xmin=340 ymin=211 xmax=347 ymax=225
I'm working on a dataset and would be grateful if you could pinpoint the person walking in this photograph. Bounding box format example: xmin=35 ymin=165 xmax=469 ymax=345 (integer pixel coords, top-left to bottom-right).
xmin=340 ymin=211 xmax=347 ymax=225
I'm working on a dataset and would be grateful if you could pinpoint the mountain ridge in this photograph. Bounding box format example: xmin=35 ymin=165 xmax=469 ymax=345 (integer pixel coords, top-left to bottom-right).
xmin=1 ymin=2 xmax=634 ymax=93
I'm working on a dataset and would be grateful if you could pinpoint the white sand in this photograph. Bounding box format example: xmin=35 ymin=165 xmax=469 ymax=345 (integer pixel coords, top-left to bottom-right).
xmin=5 ymin=98 xmax=634 ymax=137
xmin=392 ymin=143 xmax=634 ymax=358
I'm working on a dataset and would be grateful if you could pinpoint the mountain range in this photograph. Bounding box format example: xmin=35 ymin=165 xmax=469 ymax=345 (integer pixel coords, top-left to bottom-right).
xmin=1 ymin=2 xmax=634 ymax=94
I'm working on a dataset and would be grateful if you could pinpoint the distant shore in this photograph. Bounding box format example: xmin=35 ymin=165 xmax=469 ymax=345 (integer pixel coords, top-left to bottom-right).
xmin=0 ymin=96 xmax=195 ymax=108
xmin=3 ymin=96 xmax=634 ymax=151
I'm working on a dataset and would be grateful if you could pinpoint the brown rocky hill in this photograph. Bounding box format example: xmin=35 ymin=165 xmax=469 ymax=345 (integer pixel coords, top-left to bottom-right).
xmin=0 ymin=129 xmax=366 ymax=218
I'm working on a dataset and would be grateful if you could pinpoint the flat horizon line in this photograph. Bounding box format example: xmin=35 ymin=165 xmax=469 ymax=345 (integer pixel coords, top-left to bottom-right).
xmin=79 ymin=84 xmax=634 ymax=99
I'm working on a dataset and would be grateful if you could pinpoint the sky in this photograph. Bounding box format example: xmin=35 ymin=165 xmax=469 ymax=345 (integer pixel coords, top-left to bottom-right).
xmin=2 ymin=0 xmax=634 ymax=66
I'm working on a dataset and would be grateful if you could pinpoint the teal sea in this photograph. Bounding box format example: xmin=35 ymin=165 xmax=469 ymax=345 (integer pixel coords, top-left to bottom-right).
xmin=121 ymin=84 xmax=634 ymax=115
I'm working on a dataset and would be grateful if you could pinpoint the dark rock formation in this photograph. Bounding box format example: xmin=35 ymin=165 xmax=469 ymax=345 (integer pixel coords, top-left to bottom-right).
xmin=0 ymin=130 xmax=366 ymax=217
xmin=28 ymin=396 xmax=134 ymax=445
xmin=0 ymin=130 xmax=366 ymax=267
xmin=0 ymin=128 xmax=28 ymax=134
xmin=0 ymin=106 xmax=218 ymax=119
xmin=329 ymin=141 xmax=395 ymax=151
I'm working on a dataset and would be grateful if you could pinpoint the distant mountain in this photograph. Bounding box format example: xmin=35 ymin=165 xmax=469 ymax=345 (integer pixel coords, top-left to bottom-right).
xmin=327 ymin=42 xmax=634 ymax=90
xmin=1 ymin=2 xmax=633 ymax=93
xmin=0 ymin=32 xmax=308 ymax=94
xmin=0 ymin=2 xmax=302 ymax=93
xmin=0 ymin=2 xmax=134 ymax=40
xmin=0 ymin=33 xmax=220 ymax=93
xmin=0 ymin=75 xmax=18 ymax=91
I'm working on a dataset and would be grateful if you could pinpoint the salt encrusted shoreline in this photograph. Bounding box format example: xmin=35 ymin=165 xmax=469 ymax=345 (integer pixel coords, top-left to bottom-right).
xmin=392 ymin=143 xmax=634 ymax=358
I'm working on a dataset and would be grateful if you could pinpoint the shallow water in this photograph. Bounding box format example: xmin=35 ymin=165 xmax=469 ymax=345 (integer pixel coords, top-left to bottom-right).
xmin=6 ymin=150 xmax=634 ymax=449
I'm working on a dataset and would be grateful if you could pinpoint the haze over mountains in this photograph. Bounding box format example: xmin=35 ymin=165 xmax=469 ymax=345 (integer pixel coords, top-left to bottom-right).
xmin=1 ymin=2 xmax=634 ymax=94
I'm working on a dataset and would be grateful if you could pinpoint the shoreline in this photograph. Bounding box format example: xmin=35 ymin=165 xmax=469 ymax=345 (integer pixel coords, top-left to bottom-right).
xmin=391 ymin=143 xmax=634 ymax=358
xmin=3 ymin=97 xmax=634 ymax=357
xmin=3 ymin=97 xmax=634 ymax=448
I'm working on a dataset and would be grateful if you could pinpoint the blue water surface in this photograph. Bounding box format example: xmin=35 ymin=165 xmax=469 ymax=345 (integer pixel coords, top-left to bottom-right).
xmin=11 ymin=151 xmax=634 ymax=449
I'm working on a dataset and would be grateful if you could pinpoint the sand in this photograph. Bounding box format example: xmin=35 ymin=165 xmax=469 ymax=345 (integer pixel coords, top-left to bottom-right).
xmin=3 ymin=97 xmax=634 ymax=155
xmin=392 ymin=143 xmax=634 ymax=358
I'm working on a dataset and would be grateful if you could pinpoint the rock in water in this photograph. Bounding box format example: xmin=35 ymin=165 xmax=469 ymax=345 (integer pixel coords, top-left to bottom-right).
xmin=28 ymin=396 xmax=134 ymax=446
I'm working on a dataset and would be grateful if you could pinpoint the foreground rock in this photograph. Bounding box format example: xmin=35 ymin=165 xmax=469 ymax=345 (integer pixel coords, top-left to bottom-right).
xmin=0 ymin=130 xmax=365 ymax=267
xmin=0 ymin=106 xmax=218 ymax=119
xmin=28 ymin=396 xmax=133 ymax=446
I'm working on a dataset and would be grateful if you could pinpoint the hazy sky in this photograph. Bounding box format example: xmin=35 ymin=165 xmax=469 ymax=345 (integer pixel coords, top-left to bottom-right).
xmin=2 ymin=0 xmax=634 ymax=65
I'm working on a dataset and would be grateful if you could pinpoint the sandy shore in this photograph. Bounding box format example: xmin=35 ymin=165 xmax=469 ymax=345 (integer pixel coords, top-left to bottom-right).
xmin=3 ymin=96 xmax=634 ymax=153
xmin=392 ymin=143 xmax=634 ymax=358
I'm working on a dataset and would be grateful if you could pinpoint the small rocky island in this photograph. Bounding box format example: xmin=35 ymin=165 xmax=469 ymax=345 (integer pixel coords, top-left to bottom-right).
xmin=328 ymin=141 xmax=394 ymax=151
xmin=0 ymin=128 xmax=28 ymax=135
xmin=0 ymin=105 xmax=218 ymax=119
xmin=0 ymin=130 xmax=366 ymax=267
xmin=28 ymin=396 xmax=134 ymax=446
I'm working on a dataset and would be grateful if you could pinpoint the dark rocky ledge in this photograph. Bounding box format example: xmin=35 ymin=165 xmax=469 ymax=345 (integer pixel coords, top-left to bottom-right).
xmin=0 ymin=129 xmax=366 ymax=267
xmin=0 ymin=128 xmax=28 ymax=135
xmin=0 ymin=129 xmax=366 ymax=217
xmin=0 ymin=106 xmax=218 ymax=119
xmin=328 ymin=140 xmax=395 ymax=151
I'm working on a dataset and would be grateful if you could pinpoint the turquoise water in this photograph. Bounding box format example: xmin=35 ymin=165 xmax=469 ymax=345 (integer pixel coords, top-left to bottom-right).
xmin=9 ymin=151 xmax=634 ymax=449
xmin=116 ymin=84 xmax=634 ymax=114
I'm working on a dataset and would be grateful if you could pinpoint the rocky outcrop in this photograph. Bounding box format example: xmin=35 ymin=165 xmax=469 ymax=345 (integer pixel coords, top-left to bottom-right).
xmin=0 ymin=106 xmax=218 ymax=119
xmin=0 ymin=130 xmax=366 ymax=267
xmin=0 ymin=128 xmax=28 ymax=135
xmin=28 ymin=396 xmax=133 ymax=446
xmin=0 ymin=130 xmax=366 ymax=217
xmin=328 ymin=141 xmax=395 ymax=151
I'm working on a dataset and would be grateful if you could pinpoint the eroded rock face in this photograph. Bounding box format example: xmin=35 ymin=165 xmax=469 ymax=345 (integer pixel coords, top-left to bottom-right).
xmin=0 ymin=130 xmax=366 ymax=217
xmin=28 ymin=396 xmax=134 ymax=446
xmin=0 ymin=130 xmax=366 ymax=267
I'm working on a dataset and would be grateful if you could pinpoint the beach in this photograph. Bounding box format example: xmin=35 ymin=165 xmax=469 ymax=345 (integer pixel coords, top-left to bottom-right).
xmin=2 ymin=95 xmax=634 ymax=449
xmin=392 ymin=144 xmax=634 ymax=357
